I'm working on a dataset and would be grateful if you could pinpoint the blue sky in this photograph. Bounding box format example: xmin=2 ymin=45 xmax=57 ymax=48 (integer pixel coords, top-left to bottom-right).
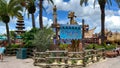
xmin=0 ymin=0 xmax=120 ymax=34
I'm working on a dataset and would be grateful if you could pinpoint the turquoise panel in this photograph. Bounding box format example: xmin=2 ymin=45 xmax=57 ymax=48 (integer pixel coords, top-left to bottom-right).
xmin=60 ymin=24 xmax=82 ymax=40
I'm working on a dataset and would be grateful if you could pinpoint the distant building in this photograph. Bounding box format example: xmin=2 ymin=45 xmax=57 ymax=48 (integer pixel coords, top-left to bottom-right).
xmin=105 ymin=30 xmax=120 ymax=44
xmin=16 ymin=16 xmax=25 ymax=34
xmin=83 ymin=25 xmax=100 ymax=44
xmin=0 ymin=36 xmax=7 ymax=41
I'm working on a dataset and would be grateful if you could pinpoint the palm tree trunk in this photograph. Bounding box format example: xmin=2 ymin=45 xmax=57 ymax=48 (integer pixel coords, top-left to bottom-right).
xmin=31 ymin=13 xmax=36 ymax=28
xmin=5 ymin=23 xmax=11 ymax=46
xmin=101 ymin=8 xmax=105 ymax=44
xmin=39 ymin=0 xmax=43 ymax=29
xmin=99 ymin=0 xmax=106 ymax=44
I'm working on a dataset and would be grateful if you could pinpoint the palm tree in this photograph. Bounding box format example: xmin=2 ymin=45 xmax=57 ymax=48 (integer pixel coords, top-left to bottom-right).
xmin=80 ymin=0 xmax=120 ymax=44
xmin=18 ymin=0 xmax=36 ymax=28
xmin=0 ymin=0 xmax=23 ymax=46
xmin=39 ymin=0 xmax=54 ymax=29
xmin=19 ymin=0 xmax=54 ymax=29
xmin=27 ymin=0 xmax=36 ymax=28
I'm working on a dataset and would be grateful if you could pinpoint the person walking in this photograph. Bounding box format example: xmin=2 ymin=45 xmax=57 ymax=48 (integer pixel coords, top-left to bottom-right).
xmin=0 ymin=43 xmax=6 ymax=61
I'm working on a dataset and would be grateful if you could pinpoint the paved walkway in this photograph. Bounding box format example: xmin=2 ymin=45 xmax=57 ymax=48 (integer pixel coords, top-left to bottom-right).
xmin=0 ymin=56 xmax=39 ymax=68
xmin=84 ymin=56 xmax=120 ymax=68
xmin=0 ymin=56 xmax=120 ymax=68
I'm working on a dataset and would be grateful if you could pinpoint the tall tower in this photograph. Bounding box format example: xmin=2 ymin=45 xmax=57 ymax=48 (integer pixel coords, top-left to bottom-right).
xmin=51 ymin=5 xmax=60 ymax=49
xmin=16 ymin=16 xmax=25 ymax=34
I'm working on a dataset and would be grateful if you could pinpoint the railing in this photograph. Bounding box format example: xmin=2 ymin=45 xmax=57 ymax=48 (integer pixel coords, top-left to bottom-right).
xmin=5 ymin=48 xmax=34 ymax=58
xmin=33 ymin=48 xmax=105 ymax=68
xmin=5 ymin=48 xmax=18 ymax=56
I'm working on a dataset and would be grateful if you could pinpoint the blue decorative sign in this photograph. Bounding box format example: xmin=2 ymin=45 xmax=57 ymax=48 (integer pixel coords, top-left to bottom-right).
xmin=60 ymin=24 xmax=82 ymax=40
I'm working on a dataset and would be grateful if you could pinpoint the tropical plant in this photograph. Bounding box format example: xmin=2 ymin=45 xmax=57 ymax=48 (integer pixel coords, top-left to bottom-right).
xmin=21 ymin=28 xmax=39 ymax=48
xmin=6 ymin=44 xmax=20 ymax=48
xmin=39 ymin=0 xmax=54 ymax=29
xmin=0 ymin=0 xmax=23 ymax=46
xmin=26 ymin=0 xmax=36 ymax=28
xmin=9 ymin=31 xmax=16 ymax=39
xmin=59 ymin=44 xmax=68 ymax=50
xmin=85 ymin=43 xmax=116 ymax=50
xmin=32 ymin=27 xmax=54 ymax=51
xmin=18 ymin=0 xmax=36 ymax=28
xmin=80 ymin=0 xmax=120 ymax=44
xmin=85 ymin=44 xmax=104 ymax=49
xmin=19 ymin=0 xmax=54 ymax=29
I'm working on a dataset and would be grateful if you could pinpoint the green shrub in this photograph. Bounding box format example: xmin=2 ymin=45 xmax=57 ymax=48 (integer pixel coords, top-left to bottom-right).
xmin=7 ymin=44 xmax=19 ymax=48
xmin=85 ymin=44 xmax=94 ymax=49
xmin=85 ymin=43 xmax=116 ymax=50
xmin=85 ymin=44 xmax=104 ymax=49
xmin=104 ymin=44 xmax=116 ymax=50
xmin=32 ymin=27 xmax=54 ymax=52
xmin=59 ymin=44 xmax=68 ymax=50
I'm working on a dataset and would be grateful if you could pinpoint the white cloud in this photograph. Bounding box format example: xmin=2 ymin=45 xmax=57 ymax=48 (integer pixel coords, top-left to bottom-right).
xmin=58 ymin=19 xmax=69 ymax=24
xmin=44 ymin=0 xmax=120 ymax=33
xmin=43 ymin=16 xmax=53 ymax=27
xmin=0 ymin=22 xmax=5 ymax=26
xmin=35 ymin=15 xmax=53 ymax=27
xmin=0 ymin=26 xmax=6 ymax=34
xmin=25 ymin=26 xmax=32 ymax=31
xmin=106 ymin=16 xmax=120 ymax=31
xmin=0 ymin=0 xmax=120 ymax=34
xmin=118 ymin=10 xmax=120 ymax=15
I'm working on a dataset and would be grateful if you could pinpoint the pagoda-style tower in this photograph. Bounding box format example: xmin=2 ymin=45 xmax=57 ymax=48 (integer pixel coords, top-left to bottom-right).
xmin=16 ymin=16 xmax=25 ymax=34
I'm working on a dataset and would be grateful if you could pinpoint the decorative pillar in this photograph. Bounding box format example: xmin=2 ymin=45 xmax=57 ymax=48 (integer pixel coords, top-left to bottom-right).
xmin=68 ymin=12 xmax=76 ymax=24
xmin=52 ymin=5 xmax=60 ymax=49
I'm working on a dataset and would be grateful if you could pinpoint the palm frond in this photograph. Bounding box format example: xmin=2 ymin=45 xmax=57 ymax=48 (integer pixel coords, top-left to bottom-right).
xmin=8 ymin=0 xmax=20 ymax=9
xmin=0 ymin=2 xmax=7 ymax=15
xmin=0 ymin=0 xmax=23 ymax=20
xmin=12 ymin=6 xmax=23 ymax=18
xmin=115 ymin=0 xmax=120 ymax=8
xmin=93 ymin=0 xmax=97 ymax=8
xmin=47 ymin=0 xmax=54 ymax=5
xmin=80 ymin=0 xmax=88 ymax=6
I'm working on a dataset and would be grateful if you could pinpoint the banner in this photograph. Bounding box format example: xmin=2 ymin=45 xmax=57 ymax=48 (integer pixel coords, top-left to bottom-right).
xmin=60 ymin=24 xmax=82 ymax=40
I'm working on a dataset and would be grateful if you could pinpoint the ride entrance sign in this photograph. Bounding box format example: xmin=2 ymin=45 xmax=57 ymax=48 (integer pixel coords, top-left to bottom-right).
xmin=60 ymin=24 xmax=82 ymax=40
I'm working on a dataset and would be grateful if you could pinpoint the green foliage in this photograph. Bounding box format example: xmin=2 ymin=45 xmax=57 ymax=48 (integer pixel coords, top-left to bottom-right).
xmin=21 ymin=28 xmax=39 ymax=48
xmin=59 ymin=44 xmax=68 ymax=50
xmin=22 ymin=28 xmax=39 ymax=40
xmin=22 ymin=40 xmax=33 ymax=48
xmin=0 ymin=0 xmax=23 ymax=46
xmin=6 ymin=44 xmax=19 ymax=48
xmin=28 ymin=3 xmax=36 ymax=14
xmin=32 ymin=27 xmax=54 ymax=52
xmin=85 ymin=43 xmax=116 ymax=50
xmin=102 ymin=44 xmax=116 ymax=50
xmin=71 ymin=60 xmax=77 ymax=64
xmin=85 ymin=44 xmax=103 ymax=49
xmin=10 ymin=31 xmax=16 ymax=39
xmin=85 ymin=44 xmax=104 ymax=49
